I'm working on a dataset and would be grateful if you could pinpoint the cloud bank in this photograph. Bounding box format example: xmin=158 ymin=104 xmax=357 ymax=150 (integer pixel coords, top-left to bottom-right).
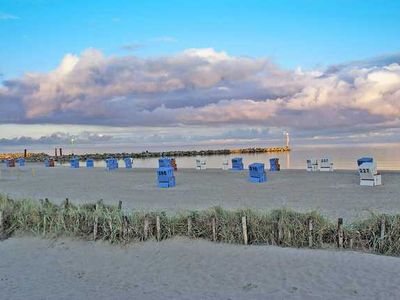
xmin=1 ymin=48 xmax=400 ymax=141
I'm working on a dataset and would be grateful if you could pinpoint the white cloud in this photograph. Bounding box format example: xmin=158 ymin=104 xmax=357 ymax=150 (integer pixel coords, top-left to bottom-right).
xmin=1 ymin=48 xmax=400 ymax=143
xmin=0 ymin=12 xmax=19 ymax=20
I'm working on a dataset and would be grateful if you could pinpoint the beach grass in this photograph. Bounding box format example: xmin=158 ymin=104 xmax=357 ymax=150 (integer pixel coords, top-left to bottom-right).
xmin=1 ymin=195 xmax=400 ymax=256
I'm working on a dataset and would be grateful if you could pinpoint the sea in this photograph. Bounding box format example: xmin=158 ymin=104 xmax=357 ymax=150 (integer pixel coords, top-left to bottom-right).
xmin=3 ymin=142 xmax=399 ymax=170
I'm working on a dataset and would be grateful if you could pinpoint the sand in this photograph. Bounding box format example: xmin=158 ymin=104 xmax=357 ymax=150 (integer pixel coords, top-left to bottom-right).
xmin=0 ymin=237 xmax=399 ymax=300
xmin=1 ymin=165 xmax=400 ymax=221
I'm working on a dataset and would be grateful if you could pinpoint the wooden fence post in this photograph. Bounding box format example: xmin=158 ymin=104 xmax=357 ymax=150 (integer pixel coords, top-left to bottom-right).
xmin=308 ymin=218 xmax=313 ymax=248
xmin=242 ymin=216 xmax=248 ymax=245
xmin=0 ymin=210 xmax=4 ymax=236
xmin=212 ymin=218 xmax=217 ymax=242
xmin=123 ymin=216 xmax=129 ymax=241
xmin=337 ymin=218 xmax=343 ymax=249
xmin=187 ymin=217 xmax=192 ymax=237
xmin=277 ymin=219 xmax=283 ymax=245
xmin=93 ymin=204 xmax=99 ymax=241
xmin=144 ymin=217 xmax=149 ymax=240
xmin=380 ymin=217 xmax=385 ymax=240
xmin=64 ymin=198 xmax=69 ymax=209
xmin=156 ymin=216 xmax=161 ymax=241
xmin=118 ymin=201 xmax=122 ymax=210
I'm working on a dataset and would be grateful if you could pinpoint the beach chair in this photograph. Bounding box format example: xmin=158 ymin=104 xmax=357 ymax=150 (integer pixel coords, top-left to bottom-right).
xmin=196 ymin=157 xmax=206 ymax=170
xmin=70 ymin=157 xmax=80 ymax=168
xmin=269 ymin=158 xmax=280 ymax=171
xmin=4 ymin=159 xmax=16 ymax=168
xmin=306 ymin=158 xmax=318 ymax=171
xmin=16 ymin=158 xmax=25 ymax=167
xmin=232 ymin=157 xmax=244 ymax=171
xmin=105 ymin=158 xmax=118 ymax=171
xmin=44 ymin=159 xmax=55 ymax=167
xmin=320 ymin=158 xmax=333 ymax=172
xmin=157 ymin=166 xmax=176 ymax=188
xmin=358 ymin=161 xmax=382 ymax=186
xmin=248 ymin=163 xmax=267 ymax=183
xmin=222 ymin=159 xmax=229 ymax=170
xmin=124 ymin=157 xmax=133 ymax=169
xmin=86 ymin=159 xmax=94 ymax=168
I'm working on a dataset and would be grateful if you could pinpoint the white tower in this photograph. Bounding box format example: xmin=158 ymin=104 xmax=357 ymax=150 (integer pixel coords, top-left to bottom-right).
xmin=284 ymin=131 xmax=290 ymax=148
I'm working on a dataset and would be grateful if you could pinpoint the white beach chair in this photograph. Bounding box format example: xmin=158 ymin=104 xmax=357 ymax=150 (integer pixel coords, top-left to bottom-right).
xmin=196 ymin=158 xmax=206 ymax=170
xmin=222 ymin=159 xmax=229 ymax=170
xmin=358 ymin=162 xmax=382 ymax=186
xmin=306 ymin=158 xmax=318 ymax=171
xmin=320 ymin=158 xmax=333 ymax=172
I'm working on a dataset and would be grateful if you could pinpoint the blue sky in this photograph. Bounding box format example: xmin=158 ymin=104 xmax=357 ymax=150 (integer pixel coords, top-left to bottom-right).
xmin=1 ymin=0 xmax=400 ymax=79
xmin=1 ymin=0 xmax=400 ymax=150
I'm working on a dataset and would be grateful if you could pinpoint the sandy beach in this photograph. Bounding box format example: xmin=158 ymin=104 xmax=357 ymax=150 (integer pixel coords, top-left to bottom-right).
xmin=1 ymin=236 xmax=399 ymax=300
xmin=2 ymin=165 xmax=400 ymax=299
xmin=1 ymin=165 xmax=400 ymax=221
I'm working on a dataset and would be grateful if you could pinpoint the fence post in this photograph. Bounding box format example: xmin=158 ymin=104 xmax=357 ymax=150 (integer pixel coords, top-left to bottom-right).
xmin=156 ymin=216 xmax=161 ymax=241
xmin=380 ymin=216 xmax=385 ymax=240
xmin=118 ymin=201 xmax=122 ymax=210
xmin=187 ymin=217 xmax=192 ymax=237
xmin=93 ymin=204 xmax=99 ymax=241
xmin=278 ymin=219 xmax=283 ymax=245
xmin=64 ymin=198 xmax=69 ymax=209
xmin=337 ymin=218 xmax=343 ymax=249
xmin=144 ymin=217 xmax=149 ymax=240
xmin=0 ymin=210 xmax=4 ymax=236
xmin=308 ymin=218 xmax=313 ymax=248
xmin=123 ymin=216 xmax=129 ymax=241
xmin=242 ymin=216 xmax=248 ymax=245
xmin=212 ymin=218 xmax=217 ymax=242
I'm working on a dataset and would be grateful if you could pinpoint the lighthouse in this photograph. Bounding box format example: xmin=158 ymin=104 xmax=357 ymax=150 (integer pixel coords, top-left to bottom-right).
xmin=284 ymin=131 xmax=290 ymax=148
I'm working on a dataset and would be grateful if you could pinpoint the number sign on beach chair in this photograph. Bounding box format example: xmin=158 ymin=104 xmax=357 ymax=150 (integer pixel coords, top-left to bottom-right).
xmin=306 ymin=158 xmax=318 ymax=171
xmin=358 ymin=159 xmax=382 ymax=186
xmin=320 ymin=158 xmax=333 ymax=172
xmin=248 ymin=163 xmax=267 ymax=183
xmin=196 ymin=157 xmax=206 ymax=170
xmin=157 ymin=166 xmax=176 ymax=188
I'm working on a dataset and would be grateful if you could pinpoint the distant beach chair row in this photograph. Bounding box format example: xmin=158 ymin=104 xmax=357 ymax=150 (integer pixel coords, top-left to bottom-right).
xmin=195 ymin=157 xmax=280 ymax=172
xmin=3 ymin=158 xmax=25 ymax=168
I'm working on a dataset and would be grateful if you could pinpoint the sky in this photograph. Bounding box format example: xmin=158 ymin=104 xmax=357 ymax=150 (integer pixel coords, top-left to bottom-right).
xmin=1 ymin=0 xmax=400 ymax=151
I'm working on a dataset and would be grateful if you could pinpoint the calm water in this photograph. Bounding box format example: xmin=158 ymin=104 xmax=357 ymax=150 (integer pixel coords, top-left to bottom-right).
xmin=56 ymin=143 xmax=400 ymax=170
